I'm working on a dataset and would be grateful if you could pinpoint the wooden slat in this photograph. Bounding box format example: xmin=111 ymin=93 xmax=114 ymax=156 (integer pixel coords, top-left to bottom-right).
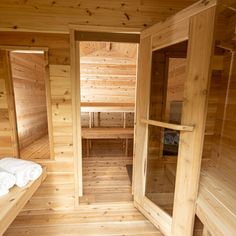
xmin=81 ymin=106 xmax=134 ymax=113
xmin=82 ymin=128 xmax=134 ymax=139
xmin=75 ymin=31 xmax=140 ymax=43
xmin=140 ymin=118 xmax=194 ymax=131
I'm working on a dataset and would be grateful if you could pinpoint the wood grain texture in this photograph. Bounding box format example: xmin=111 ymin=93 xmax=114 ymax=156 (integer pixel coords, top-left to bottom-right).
xmin=4 ymin=203 xmax=163 ymax=236
xmin=80 ymin=155 xmax=133 ymax=204
xmin=80 ymin=42 xmax=137 ymax=105
xmin=0 ymin=0 xmax=198 ymax=33
xmin=0 ymin=50 xmax=18 ymax=157
xmin=10 ymin=52 xmax=48 ymax=149
xmin=0 ymin=168 xmax=46 ymax=236
xmin=196 ymin=46 xmax=236 ymax=236
xmin=172 ymin=7 xmax=216 ymax=236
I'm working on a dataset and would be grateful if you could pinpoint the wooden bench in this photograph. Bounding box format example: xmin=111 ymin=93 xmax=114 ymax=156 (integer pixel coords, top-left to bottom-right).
xmin=81 ymin=128 xmax=134 ymax=156
xmin=0 ymin=168 xmax=47 ymax=235
xmin=165 ymin=162 xmax=236 ymax=235
xmin=196 ymin=167 xmax=236 ymax=235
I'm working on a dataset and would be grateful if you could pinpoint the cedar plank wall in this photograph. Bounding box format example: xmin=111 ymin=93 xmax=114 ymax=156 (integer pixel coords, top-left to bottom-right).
xmin=0 ymin=1 xmax=197 ymax=33
xmin=10 ymin=52 xmax=48 ymax=150
xmin=0 ymin=50 xmax=17 ymax=157
xmin=80 ymin=42 xmax=136 ymax=156
xmin=80 ymin=42 xmax=136 ymax=129
xmin=0 ymin=32 xmax=137 ymax=211
xmin=0 ymin=32 xmax=75 ymax=211
xmin=80 ymin=42 xmax=136 ymax=105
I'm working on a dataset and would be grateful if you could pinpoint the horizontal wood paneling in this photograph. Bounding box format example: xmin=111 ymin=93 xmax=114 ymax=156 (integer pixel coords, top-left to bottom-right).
xmin=80 ymin=42 xmax=137 ymax=104
xmin=49 ymin=65 xmax=73 ymax=160
xmin=0 ymin=0 xmax=197 ymax=33
xmin=0 ymin=32 xmax=70 ymax=65
xmin=0 ymin=33 xmax=75 ymax=215
xmin=11 ymin=52 xmax=48 ymax=149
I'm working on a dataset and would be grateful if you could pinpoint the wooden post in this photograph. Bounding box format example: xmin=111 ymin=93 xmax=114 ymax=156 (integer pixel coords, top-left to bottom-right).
xmin=70 ymin=30 xmax=83 ymax=203
xmin=172 ymin=7 xmax=216 ymax=236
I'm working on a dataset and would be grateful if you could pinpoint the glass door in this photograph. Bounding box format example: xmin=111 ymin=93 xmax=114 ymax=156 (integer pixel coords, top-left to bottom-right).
xmin=133 ymin=4 xmax=216 ymax=236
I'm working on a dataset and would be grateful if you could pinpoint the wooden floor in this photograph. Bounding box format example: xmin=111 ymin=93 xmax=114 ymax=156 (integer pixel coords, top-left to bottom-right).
xmin=20 ymin=135 xmax=50 ymax=159
xmin=5 ymin=136 xmax=164 ymax=235
xmin=80 ymin=155 xmax=133 ymax=204
xmin=4 ymin=203 xmax=163 ymax=236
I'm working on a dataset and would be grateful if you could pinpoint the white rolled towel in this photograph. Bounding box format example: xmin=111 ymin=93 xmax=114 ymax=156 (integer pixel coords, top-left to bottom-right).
xmin=0 ymin=158 xmax=42 ymax=188
xmin=0 ymin=188 xmax=9 ymax=197
xmin=0 ymin=167 xmax=16 ymax=196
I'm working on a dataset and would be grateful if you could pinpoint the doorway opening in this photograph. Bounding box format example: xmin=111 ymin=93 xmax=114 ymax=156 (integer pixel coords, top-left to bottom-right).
xmin=9 ymin=50 xmax=52 ymax=160
xmin=79 ymin=41 xmax=138 ymax=204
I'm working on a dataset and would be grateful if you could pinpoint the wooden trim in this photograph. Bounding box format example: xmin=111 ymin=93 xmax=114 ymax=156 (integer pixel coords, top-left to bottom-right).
xmin=131 ymin=43 xmax=139 ymax=196
xmin=133 ymin=35 xmax=152 ymax=206
xmin=72 ymin=27 xmax=141 ymax=205
xmin=141 ymin=0 xmax=217 ymax=38
xmin=75 ymin=41 xmax=83 ymax=199
xmin=43 ymin=51 xmax=54 ymax=160
xmin=134 ymin=199 xmax=172 ymax=236
xmin=70 ymin=29 xmax=81 ymax=207
xmin=3 ymin=50 xmax=19 ymax=157
xmin=69 ymin=24 xmax=141 ymax=34
xmin=75 ymin=31 xmax=140 ymax=43
xmin=140 ymin=119 xmax=194 ymax=132
xmin=172 ymin=6 xmax=217 ymax=236
xmin=152 ymin=19 xmax=189 ymax=51
xmin=0 ymin=45 xmax=49 ymax=51
xmin=81 ymin=106 xmax=134 ymax=113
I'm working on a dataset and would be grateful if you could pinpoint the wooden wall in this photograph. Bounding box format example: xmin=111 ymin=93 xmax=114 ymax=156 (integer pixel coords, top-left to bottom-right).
xmin=0 ymin=32 xmax=75 ymax=211
xmin=0 ymin=50 xmax=18 ymax=157
xmin=79 ymin=42 xmax=136 ymax=156
xmin=80 ymin=42 xmax=137 ymax=105
xmin=0 ymin=32 xmax=137 ymax=213
xmin=0 ymin=0 xmax=197 ymax=33
xmin=10 ymin=52 xmax=48 ymax=149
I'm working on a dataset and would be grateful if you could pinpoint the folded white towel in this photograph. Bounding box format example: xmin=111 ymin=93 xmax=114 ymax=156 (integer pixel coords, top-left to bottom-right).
xmin=0 ymin=158 xmax=42 ymax=188
xmin=0 ymin=188 xmax=9 ymax=197
xmin=0 ymin=167 xmax=16 ymax=190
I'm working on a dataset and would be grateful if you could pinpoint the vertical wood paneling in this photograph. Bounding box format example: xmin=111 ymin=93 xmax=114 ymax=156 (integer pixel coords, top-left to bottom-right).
xmin=0 ymin=50 xmax=18 ymax=157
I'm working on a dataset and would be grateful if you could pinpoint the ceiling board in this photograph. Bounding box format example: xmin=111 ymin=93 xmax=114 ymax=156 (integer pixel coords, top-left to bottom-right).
xmin=0 ymin=0 xmax=198 ymax=33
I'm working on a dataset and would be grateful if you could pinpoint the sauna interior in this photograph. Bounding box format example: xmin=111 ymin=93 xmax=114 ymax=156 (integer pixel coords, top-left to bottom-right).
xmin=10 ymin=50 xmax=51 ymax=160
xmin=0 ymin=0 xmax=235 ymax=236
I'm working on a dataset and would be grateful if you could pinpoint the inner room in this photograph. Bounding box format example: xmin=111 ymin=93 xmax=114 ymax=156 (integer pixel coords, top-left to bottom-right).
xmin=79 ymin=41 xmax=137 ymax=204
xmin=9 ymin=50 xmax=51 ymax=160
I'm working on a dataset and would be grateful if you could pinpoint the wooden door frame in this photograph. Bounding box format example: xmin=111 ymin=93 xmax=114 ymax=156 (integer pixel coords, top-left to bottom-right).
xmin=134 ymin=1 xmax=217 ymax=236
xmin=0 ymin=46 xmax=54 ymax=160
xmin=69 ymin=25 xmax=140 ymax=206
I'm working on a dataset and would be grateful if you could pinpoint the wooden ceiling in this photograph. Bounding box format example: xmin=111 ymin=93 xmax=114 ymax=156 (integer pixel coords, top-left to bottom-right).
xmin=0 ymin=0 xmax=198 ymax=33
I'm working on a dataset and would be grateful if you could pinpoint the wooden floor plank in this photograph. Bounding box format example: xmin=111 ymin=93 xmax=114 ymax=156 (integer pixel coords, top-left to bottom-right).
xmin=81 ymin=155 xmax=133 ymax=204
xmin=4 ymin=204 xmax=163 ymax=236
xmin=20 ymin=135 xmax=50 ymax=159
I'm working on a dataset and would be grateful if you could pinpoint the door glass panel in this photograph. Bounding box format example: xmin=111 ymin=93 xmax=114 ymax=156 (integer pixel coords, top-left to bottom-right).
xmin=145 ymin=41 xmax=188 ymax=216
